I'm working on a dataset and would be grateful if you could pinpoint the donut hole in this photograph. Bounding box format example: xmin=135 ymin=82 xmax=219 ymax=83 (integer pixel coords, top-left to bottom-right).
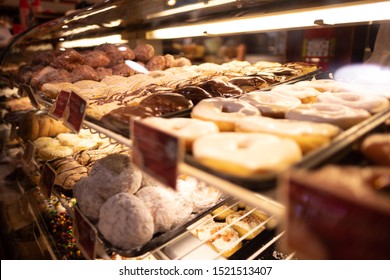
xmin=339 ymin=94 xmax=361 ymax=102
xmin=236 ymin=140 xmax=250 ymax=149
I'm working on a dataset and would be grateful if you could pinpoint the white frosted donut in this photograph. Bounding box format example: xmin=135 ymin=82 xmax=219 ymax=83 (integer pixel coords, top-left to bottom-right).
xmin=191 ymin=97 xmax=260 ymax=131
xmin=271 ymin=84 xmax=321 ymax=103
xmin=317 ymin=92 xmax=389 ymax=114
xmin=240 ymin=91 xmax=301 ymax=118
xmin=192 ymin=132 xmax=302 ymax=176
xmin=235 ymin=116 xmax=341 ymax=153
xmin=140 ymin=117 xmax=219 ymax=151
xmin=294 ymin=79 xmax=348 ymax=93
xmin=285 ymin=103 xmax=371 ymax=130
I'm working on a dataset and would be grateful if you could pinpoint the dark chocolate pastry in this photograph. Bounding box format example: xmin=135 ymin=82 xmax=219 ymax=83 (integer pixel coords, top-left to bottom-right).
xmin=175 ymin=86 xmax=214 ymax=105
xmin=83 ymin=50 xmax=111 ymax=68
xmin=71 ymin=65 xmax=99 ymax=82
xmin=199 ymin=78 xmax=243 ymax=98
xmin=96 ymin=44 xmax=135 ymax=67
xmin=139 ymin=92 xmax=193 ymax=115
xmin=228 ymin=76 xmax=268 ymax=93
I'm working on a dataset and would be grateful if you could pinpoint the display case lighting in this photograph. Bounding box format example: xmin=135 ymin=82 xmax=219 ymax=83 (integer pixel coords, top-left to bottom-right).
xmin=146 ymin=0 xmax=390 ymax=39
xmin=60 ymin=35 xmax=127 ymax=48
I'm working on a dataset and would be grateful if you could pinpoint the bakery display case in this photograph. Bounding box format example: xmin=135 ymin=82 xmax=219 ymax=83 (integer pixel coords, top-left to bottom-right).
xmin=1 ymin=0 xmax=390 ymax=260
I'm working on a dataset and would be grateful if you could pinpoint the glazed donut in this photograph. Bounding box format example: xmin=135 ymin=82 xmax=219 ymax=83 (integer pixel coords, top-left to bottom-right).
xmin=317 ymin=92 xmax=389 ymax=114
xmin=140 ymin=117 xmax=219 ymax=151
xmin=192 ymin=132 xmax=302 ymax=176
xmin=240 ymin=91 xmax=301 ymax=118
xmin=271 ymin=84 xmax=321 ymax=103
xmin=285 ymin=103 xmax=371 ymax=130
xmin=361 ymin=133 xmax=390 ymax=166
xmin=294 ymin=79 xmax=348 ymax=93
xmin=38 ymin=145 xmax=74 ymax=161
xmin=235 ymin=116 xmax=341 ymax=153
xmin=191 ymin=97 xmax=260 ymax=131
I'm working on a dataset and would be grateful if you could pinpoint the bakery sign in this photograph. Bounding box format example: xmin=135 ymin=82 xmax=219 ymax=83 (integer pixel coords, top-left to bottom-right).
xmin=49 ymin=90 xmax=88 ymax=133
xmin=131 ymin=118 xmax=184 ymax=190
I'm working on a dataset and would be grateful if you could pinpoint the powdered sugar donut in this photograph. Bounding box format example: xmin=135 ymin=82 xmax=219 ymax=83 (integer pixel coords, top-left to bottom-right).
xmin=235 ymin=115 xmax=341 ymax=153
xmin=316 ymin=92 xmax=389 ymax=114
xmin=191 ymin=97 xmax=260 ymax=131
xmin=192 ymin=132 xmax=302 ymax=176
xmin=89 ymin=154 xmax=142 ymax=199
xmin=136 ymin=186 xmax=176 ymax=234
xmin=285 ymin=103 xmax=371 ymax=130
xmin=271 ymin=84 xmax=321 ymax=103
xmin=140 ymin=117 xmax=219 ymax=151
xmin=73 ymin=177 xmax=106 ymax=222
xmin=240 ymin=91 xmax=301 ymax=118
xmin=98 ymin=193 xmax=154 ymax=250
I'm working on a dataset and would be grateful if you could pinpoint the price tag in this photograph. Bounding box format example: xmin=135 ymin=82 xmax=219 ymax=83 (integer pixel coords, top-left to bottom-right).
xmin=286 ymin=175 xmax=390 ymax=259
xmin=23 ymin=140 xmax=36 ymax=165
xmin=39 ymin=163 xmax=56 ymax=199
xmin=73 ymin=206 xmax=97 ymax=260
xmin=131 ymin=118 xmax=184 ymax=189
xmin=20 ymin=84 xmax=39 ymax=108
xmin=63 ymin=91 xmax=87 ymax=133
xmin=49 ymin=90 xmax=71 ymax=120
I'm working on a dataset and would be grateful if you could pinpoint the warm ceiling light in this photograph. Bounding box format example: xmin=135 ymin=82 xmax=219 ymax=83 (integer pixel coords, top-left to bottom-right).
xmin=146 ymin=0 xmax=390 ymax=39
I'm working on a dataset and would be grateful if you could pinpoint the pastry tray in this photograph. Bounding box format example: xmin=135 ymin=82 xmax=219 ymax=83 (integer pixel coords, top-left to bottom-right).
xmin=97 ymin=196 xmax=231 ymax=258
xmin=184 ymin=107 xmax=390 ymax=192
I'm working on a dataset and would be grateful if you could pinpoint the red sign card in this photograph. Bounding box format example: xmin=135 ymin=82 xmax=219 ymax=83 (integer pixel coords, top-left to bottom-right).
xmin=131 ymin=119 xmax=184 ymax=189
xmin=73 ymin=206 xmax=97 ymax=260
xmin=63 ymin=91 xmax=87 ymax=133
xmin=49 ymin=90 xmax=70 ymax=120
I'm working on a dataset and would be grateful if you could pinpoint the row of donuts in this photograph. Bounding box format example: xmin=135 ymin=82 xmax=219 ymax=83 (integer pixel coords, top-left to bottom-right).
xmin=36 ymin=60 xmax=318 ymax=124
xmin=138 ymin=78 xmax=389 ymax=177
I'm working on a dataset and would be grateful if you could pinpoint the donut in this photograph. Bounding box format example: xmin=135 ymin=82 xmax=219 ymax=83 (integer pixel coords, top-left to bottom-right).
xmin=136 ymin=186 xmax=176 ymax=234
xmin=225 ymin=210 xmax=267 ymax=240
xmin=285 ymin=103 xmax=371 ymax=130
xmin=361 ymin=133 xmax=390 ymax=166
xmin=140 ymin=117 xmax=219 ymax=151
xmin=98 ymin=193 xmax=154 ymax=250
xmin=271 ymin=84 xmax=321 ymax=103
xmin=191 ymin=97 xmax=260 ymax=131
xmin=192 ymin=132 xmax=302 ymax=176
xmin=317 ymin=92 xmax=389 ymax=114
xmin=33 ymin=137 xmax=60 ymax=150
xmin=240 ymin=91 xmax=301 ymax=118
xmin=176 ymin=176 xmax=223 ymax=213
xmin=88 ymin=154 xmax=142 ymax=199
xmin=38 ymin=145 xmax=74 ymax=161
xmin=73 ymin=177 xmax=106 ymax=222
xmin=294 ymin=79 xmax=348 ymax=93
xmin=235 ymin=116 xmax=341 ymax=153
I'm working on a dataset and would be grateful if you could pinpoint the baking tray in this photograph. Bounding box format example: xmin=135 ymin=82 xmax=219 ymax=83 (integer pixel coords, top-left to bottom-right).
xmin=184 ymin=107 xmax=390 ymax=192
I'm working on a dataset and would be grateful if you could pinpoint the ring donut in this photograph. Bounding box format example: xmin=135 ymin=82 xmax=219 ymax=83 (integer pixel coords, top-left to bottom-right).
xmin=240 ymin=91 xmax=301 ymax=118
xmin=271 ymin=84 xmax=321 ymax=104
xmin=317 ymin=92 xmax=389 ymax=114
xmin=191 ymin=97 xmax=260 ymax=131
xmin=285 ymin=103 xmax=371 ymax=130
xmin=192 ymin=132 xmax=302 ymax=176
xmin=235 ymin=115 xmax=341 ymax=153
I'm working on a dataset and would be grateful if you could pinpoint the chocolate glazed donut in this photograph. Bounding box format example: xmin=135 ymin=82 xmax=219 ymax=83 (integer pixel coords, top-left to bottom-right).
xmin=175 ymin=86 xmax=215 ymax=105
xmin=199 ymin=79 xmax=243 ymax=98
